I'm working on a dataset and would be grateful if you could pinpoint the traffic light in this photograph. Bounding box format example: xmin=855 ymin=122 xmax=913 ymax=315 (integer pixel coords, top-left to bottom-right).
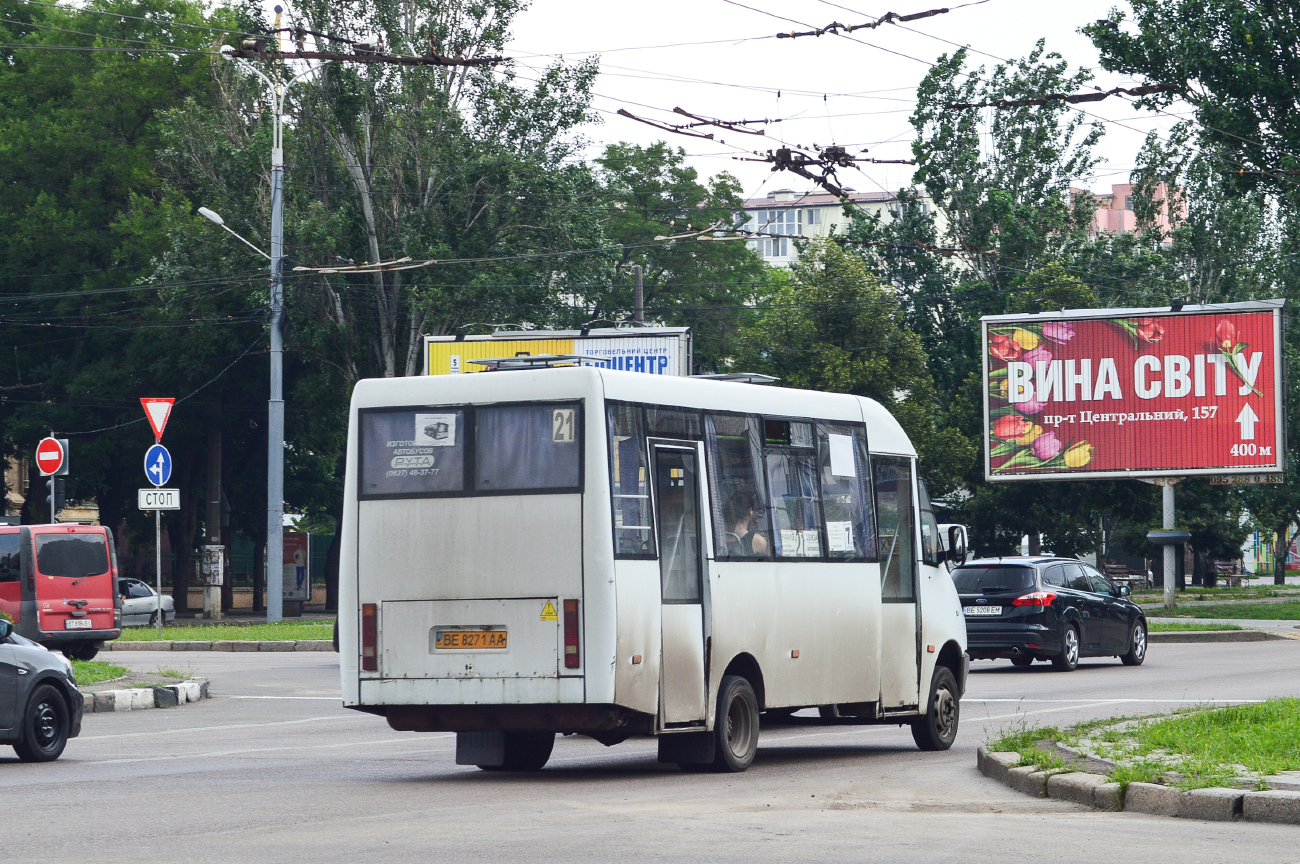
xmin=45 ymin=477 xmax=65 ymax=520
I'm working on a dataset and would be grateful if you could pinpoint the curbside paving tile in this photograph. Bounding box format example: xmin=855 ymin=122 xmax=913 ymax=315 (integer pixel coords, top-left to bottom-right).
xmin=81 ymin=678 xmax=210 ymax=713
xmin=1243 ymin=791 xmax=1300 ymax=824
xmin=1180 ymin=787 xmax=1244 ymax=821
xmin=105 ymin=640 xmax=334 ymax=652
xmin=978 ymin=751 xmax=1300 ymax=824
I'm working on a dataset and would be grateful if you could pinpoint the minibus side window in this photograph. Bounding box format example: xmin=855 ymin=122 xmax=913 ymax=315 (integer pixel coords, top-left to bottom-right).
xmin=608 ymin=403 xmax=656 ymax=558
xmin=816 ymin=424 xmax=876 ymax=560
xmin=917 ymin=478 xmax=942 ymax=566
xmin=704 ymin=414 xmax=771 ymax=559
xmin=873 ymin=456 xmax=917 ymax=601
xmin=765 ymin=423 xmax=823 ymax=558
xmin=0 ymin=534 xmax=19 ymax=582
xmin=359 ymin=408 xmax=466 ymax=497
xmin=475 ymin=403 xmax=582 ymax=492
xmin=645 ymin=406 xmax=702 ymax=439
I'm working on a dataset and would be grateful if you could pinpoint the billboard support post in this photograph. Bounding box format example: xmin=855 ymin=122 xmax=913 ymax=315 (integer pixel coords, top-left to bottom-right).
xmin=1162 ymin=481 xmax=1177 ymax=611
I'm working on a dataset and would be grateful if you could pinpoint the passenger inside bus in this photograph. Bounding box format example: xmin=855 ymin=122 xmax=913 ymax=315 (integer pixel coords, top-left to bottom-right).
xmin=722 ymin=492 xmax=769 ymax=557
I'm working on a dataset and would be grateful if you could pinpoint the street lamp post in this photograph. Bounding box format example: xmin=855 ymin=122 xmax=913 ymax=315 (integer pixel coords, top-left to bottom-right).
xmin=209 ymin=43 xmax=327 ymax=622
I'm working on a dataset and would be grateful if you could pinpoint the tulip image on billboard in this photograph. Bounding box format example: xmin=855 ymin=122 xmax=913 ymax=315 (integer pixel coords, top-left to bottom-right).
xmin=981 ymin=301 xmax=1285 ymax=481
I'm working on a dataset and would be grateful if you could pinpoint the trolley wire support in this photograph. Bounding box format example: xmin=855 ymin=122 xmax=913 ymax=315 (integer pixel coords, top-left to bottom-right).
xmin=773 ymin=2 xmax=986 ymax=39
xmin=734 ymin=145 xmax=916 ymax=200
xmin=945 ymin=83 xmax=1180 ymax=110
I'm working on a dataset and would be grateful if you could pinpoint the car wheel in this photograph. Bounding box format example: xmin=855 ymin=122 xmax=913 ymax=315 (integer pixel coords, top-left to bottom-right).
xmin=1050 ymin=625 xmax=1080 ymax=672
xmin=1010 ymin=654 xmax=1034 ymax=667
xmin=479 ymin=731 xmax=555 ymax=772
xmin=911 ymin=666 xmax=960 ymax=751
xmin=332 ymin=618 xmax=339 ymax=653
xmin=1121 ymin=620 xmax=1147 ymax=666
xmin=14 ymin=684 xmax=70 ymax=762
xmin=708 ymin=674 xmax=759 ymax=773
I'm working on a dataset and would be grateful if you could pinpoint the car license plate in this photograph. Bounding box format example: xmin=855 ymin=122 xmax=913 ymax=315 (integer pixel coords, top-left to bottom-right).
xmin=963 ymin=605 xmax=1002 ymax=616
xmin=64 ymin=618 xmax=93 ymax=629
xmin=433 ymin=629 xmax=507 ymax=650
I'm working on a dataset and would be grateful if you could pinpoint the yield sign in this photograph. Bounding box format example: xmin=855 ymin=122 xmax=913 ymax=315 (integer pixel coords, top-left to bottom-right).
xmin=36 ymin=437 xmax=65 ymax=476
xmin=140 ymin=398 xmax=175 ymax=442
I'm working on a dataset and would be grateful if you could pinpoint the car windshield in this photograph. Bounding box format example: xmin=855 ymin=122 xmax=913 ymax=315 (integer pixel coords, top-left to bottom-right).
xmin=952 ymin=566 xmax=1036 ymax=594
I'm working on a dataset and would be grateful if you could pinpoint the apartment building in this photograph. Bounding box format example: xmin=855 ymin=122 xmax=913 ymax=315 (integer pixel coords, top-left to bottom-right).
xmin=1071 ymin=182 xmax=1185 ymax=236
xmin=741 ymin=188 xmax=938 ymax=266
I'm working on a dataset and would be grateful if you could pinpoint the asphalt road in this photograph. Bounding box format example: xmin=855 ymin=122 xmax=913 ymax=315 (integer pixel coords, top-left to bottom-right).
xmin=5 ymin=641 xmax=1299 ymax=863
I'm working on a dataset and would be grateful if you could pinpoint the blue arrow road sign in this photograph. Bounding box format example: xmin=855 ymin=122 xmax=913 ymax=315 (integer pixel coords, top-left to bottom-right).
xmin=144 ymin=444 xmax=172 ymax=487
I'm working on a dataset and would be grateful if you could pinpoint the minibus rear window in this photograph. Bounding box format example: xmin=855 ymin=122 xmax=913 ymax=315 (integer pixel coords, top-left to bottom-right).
xmin=476 ymin=404 xmax=582 ymax=492
xmin=34 ymin=533 xmax=109 ymax=579
xmin=359 ymin=409 xmax=466 ymax=497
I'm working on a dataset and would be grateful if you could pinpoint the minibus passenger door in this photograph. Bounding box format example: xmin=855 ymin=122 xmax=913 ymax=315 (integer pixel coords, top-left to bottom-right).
xmin=651 ymin=441 xmax=709 ymax=726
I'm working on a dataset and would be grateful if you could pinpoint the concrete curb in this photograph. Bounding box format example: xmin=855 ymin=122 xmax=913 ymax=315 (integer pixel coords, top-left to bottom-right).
xmin=104 ymin=640 xmax=334 ymax=652
xmin=977 ymin=746 xmax=1300 ymax=824
xmin=83 ymin=678 xmax=210 ymax=713
xmin=1148 ymin=630 xmax=1282 ymax=643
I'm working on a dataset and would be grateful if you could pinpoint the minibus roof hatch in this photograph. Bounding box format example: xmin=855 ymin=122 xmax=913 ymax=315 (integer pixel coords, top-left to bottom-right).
xmin=692 ymin=372 xmax=780 ymax=384
xmin=468 ymin=354 xmax=603 ymax=371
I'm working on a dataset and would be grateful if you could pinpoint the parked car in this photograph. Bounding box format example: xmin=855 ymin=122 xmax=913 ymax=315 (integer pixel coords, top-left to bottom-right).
xmin=953 ymin=556 xmax=1147 ymax=671
xmin=118 ymin=578 xmax=175 ymax=627
xmin=0 ymin=525 xmax=122 ymax=661
xmin=0 ymin=617 xmax=83 ymax=761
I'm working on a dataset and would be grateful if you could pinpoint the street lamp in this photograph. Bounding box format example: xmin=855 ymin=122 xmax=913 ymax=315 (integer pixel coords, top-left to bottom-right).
xmin=202 ymin=30 xmax=328 ymax=622
xmin=196 ymin=208 xmax=271 ymax=259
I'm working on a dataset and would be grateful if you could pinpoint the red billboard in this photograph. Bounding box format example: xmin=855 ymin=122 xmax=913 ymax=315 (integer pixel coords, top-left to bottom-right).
xmin=982 ymin=301 xmax=1285 ymax=481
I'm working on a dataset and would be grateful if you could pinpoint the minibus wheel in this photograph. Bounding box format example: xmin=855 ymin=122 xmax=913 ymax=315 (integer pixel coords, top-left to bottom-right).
xmin=711 ymin=675 xmax=759 ymax=772
xmin=63 ymin=642 xmax=101 ymax=662
xmin=910 ymin=667 xmax=959 ymax=752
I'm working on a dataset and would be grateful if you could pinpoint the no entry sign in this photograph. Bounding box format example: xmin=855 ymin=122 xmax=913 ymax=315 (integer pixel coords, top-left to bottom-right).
xmin=36 ymin=437 xmax=67 ymax=476
xmin=981 ymin=300 xmax=1285 ymax=481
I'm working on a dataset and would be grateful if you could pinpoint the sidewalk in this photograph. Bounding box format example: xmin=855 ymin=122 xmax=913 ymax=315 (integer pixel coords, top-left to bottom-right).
xmin=1147 ymin=617 xmax=1300 ymax=636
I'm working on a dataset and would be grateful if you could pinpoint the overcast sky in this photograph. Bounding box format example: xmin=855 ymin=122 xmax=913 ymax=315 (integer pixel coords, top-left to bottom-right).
xmin=502 ymin=0 xmax=1177 ymax=201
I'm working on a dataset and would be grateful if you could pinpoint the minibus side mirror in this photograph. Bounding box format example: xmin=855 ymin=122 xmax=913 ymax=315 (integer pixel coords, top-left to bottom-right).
xmin=947 ymin=526 xmax=967 ymax=566
xmin=0 ymin=619 xmax=11 ymax=640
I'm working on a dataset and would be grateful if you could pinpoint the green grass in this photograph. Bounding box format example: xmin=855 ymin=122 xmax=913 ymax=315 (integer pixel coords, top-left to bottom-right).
xmin=1148 ymin=621 xmax=1245 ymax=632
xmin=71 ymin=659 xmax=128 ymax=684
xmin=1164 ymin=600 xmax=1300 ymax=620
xmin=1133 ymin=587 xmax=1293 ymax=603
xmin=985 ymin=699 xmax=1300 ymax=791
xmin=118 ymin=621 xmax=333 ymax=642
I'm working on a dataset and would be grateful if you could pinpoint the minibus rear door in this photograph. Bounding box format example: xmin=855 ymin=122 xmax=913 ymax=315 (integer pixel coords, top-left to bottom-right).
xmin=651 ymin=441 xmax=709 ymax=726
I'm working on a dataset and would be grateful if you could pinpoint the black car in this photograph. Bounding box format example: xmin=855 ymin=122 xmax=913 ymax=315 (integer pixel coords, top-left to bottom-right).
xmin=953 ymin=557 xmax=1147 ymax=671
xmin=0 ymin=617 xmax=83 ymax=761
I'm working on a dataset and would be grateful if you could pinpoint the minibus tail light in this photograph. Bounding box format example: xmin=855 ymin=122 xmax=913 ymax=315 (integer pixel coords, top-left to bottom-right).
xmin=563 ymin=599 xmax=579 ymax=669
xmin=1012 ymin=591 xmax=1057 ymax=607
xmin=361 ymin=603 xmax=378 ymax=671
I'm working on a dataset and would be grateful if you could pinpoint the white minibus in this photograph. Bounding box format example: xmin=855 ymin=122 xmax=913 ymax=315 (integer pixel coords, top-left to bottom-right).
xmin=339 ymin=365 xmax=969 ymax=772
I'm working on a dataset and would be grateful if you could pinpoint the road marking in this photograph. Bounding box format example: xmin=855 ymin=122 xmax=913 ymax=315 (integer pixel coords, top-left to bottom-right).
xmin=226 ymin=695 xmax=342 ymax=700
xmin=77 ymin=714 xmax=361 ymax=741
xmin=80 ymin=734 xmax=456 ymax=766
xmin=968 ymin=698 xmax=1264 ymax=703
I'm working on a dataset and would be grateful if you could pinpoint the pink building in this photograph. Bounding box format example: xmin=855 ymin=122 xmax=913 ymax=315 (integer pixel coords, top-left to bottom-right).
xmin=1071 ymin=182 xmax=1185 ymax=236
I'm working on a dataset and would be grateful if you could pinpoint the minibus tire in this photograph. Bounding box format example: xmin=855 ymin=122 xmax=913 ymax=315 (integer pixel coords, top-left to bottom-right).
xmin=480 ymin=731 xmax=555 ymax=772
xmin=911 ymin=666 xmax=959 ymax=752
xmin=711 ymin=675 xmax=759 ymax=773
xmin=63 ymin=642 xmax=100 ymax=662
xmin=14 ymin=684 xmax=70 ymax=763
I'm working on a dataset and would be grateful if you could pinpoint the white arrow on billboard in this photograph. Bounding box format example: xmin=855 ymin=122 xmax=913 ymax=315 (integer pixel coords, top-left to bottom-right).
xmin=1236 ymin=403 xmax=1259 ymax=440
xmin=140 ymin=397 xmax=175 ymax=443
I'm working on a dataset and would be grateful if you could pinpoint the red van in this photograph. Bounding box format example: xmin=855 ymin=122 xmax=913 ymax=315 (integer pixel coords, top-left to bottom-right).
xmin=0 ymin=525 xmax=122 ymax=660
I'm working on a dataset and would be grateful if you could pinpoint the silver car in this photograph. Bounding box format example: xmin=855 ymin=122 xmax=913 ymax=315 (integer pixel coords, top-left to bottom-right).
xmin=119 ymin=578 xmax=175 ymax=627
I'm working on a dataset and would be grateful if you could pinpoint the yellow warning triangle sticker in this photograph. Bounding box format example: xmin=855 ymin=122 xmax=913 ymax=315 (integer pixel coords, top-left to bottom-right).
xmin=540 ymin=600 xmax=558 ymax=622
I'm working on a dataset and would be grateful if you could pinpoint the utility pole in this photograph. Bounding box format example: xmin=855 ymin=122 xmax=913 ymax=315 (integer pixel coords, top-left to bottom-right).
xmin=219 ymin=21 xmax=506 ymax=621
xmin=634 ymin=264 xmax=644 ymax=324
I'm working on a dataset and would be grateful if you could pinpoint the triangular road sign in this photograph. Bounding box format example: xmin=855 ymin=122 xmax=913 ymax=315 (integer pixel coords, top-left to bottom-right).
xmin=140 ymin=398 xmax=175 ymax=442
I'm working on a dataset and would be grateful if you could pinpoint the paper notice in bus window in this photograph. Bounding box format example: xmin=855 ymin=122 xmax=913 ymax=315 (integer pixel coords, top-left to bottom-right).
xmin=780 ymin=529 xmax=799 ymax=556
xmin=415 ymin=414 xmax=457 ymax=446
xmin=827 ymin=520 xmax=853 ymax=552
xmin=800 ymin=530 xmax=821 ymax=557
xmin=828 ymin=434 xmax=856 ymax=478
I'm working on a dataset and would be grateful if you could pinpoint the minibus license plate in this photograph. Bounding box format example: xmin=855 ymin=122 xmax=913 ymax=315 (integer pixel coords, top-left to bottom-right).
xmin=434 ymin=630 xmax=507 ymax=650
xmin=963 ymin=606 xmax=1001 ymax=616
xmin=64 ymin=618 xmax=93 ymax=629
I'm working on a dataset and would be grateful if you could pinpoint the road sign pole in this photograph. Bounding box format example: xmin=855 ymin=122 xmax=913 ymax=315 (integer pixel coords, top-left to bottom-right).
xmin=156 ymin=509 xmax=163 ymax=638
xmin=50 ymin=476 xmax=55 ymax=524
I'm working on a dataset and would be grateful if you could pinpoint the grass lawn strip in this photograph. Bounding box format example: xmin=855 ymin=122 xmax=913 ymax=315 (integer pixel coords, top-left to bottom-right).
xmin=1148 ymin=621 xmax=1244 ymax=632
xmin=988 ymin=698 xmax=1300 ymax=792
xmin=119 ymin=621 xmax=333 ymax=642
xmin=1162 ymin=600 xmax=1300 ymax=620
xmin=1132 ymin=587 xmax=1299 ymax=603
xmin=71 ymin=659 xmax=128 ymax=685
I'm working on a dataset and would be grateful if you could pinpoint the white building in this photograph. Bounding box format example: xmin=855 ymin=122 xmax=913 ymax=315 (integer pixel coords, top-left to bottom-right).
xmin=741 ymin=188 xmax=940 ymax=266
